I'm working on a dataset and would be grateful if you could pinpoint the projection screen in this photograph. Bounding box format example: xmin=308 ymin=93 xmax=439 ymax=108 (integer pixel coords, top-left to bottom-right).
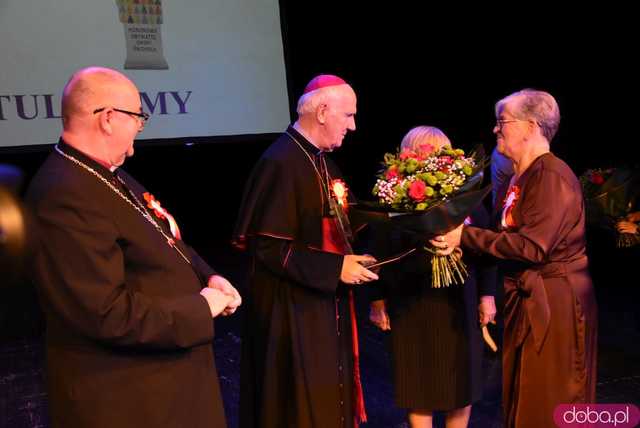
xmin=0 ymin=0 xmax=291 ymax=148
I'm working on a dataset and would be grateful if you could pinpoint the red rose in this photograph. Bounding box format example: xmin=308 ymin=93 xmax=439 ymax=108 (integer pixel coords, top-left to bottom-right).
xmin=399 ymin=150 xmax=417 ymax=160
xmin=417 ymin=143 xmax=435 ymax=157
xmin=386 ymin=166 xmax=399 ymax=180
xmin=408 ymin=180 xmax=426 ymax=201
xmin=590 ymin=173 xmax=605 ymax=185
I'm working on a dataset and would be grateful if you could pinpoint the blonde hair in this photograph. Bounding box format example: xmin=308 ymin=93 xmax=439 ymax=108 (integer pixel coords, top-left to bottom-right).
xmin=400 ymin=126 xmax=451 ymax=154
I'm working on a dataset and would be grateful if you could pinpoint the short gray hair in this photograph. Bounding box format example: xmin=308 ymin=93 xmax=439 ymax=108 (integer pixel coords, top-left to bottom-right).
xmin=296 ymin=85 xmax=350 ymax=116
xmin=496 ymin=89 xmax=560 ymax=142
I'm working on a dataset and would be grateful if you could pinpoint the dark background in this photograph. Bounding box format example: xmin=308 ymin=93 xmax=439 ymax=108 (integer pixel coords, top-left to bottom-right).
xmin=1 ymin=6 xmax=636 ymax=252
xmin=1 ymin=3 xmax=638 ymax=427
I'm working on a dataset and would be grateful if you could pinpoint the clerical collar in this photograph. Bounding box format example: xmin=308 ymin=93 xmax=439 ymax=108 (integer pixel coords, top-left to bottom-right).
xmin=56 ymin=139 xmax=117 ymax=178
xmin=287 ymin=125 xmax=323 ymax=157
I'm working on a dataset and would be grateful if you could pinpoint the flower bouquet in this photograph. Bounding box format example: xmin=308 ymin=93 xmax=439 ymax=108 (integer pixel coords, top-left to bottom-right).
xmin=360 ymin=144 xmax=491 ymax=287
xmin=580 ymin=167 xmax=640 ymax=248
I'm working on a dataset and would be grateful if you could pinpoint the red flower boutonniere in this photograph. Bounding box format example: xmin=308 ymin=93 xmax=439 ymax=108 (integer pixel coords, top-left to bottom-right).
xmin=142 ymin=192 xmax=182 ymax=240
xmin=501 ymin=185 xmax=520 ymax=229
xmin=143 ymin=192 xmax=166 ymax=219
xmin=331 ymin=179 xmax=349 ymax=209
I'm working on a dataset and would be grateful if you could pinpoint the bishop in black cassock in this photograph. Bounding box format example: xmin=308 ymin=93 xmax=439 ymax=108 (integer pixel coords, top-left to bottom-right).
xmin=233 ymin=75 xmax=378 ymax=428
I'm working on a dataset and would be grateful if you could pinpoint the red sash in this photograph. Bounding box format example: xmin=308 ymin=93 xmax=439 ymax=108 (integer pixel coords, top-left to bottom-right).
xmin=322 ymin=217 xmax=367 ymax=427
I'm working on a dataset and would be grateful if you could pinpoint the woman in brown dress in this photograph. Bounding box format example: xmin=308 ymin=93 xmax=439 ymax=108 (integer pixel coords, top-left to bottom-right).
xmin=434 ymin=89 xmax=598 ymax=428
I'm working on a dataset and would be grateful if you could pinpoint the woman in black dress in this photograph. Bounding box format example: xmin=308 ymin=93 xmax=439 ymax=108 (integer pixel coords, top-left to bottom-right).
xmin=369 ymin=126 xmax=497 ymax=428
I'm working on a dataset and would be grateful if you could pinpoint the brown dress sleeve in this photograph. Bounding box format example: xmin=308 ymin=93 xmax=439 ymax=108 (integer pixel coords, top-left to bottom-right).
xmin=461 ymin=165 xmax=582 ymax=263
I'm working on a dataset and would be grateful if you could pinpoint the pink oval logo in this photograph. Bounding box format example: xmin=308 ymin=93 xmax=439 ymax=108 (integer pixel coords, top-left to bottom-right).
xmin=554 ymin=404 xmax=640 ymax=427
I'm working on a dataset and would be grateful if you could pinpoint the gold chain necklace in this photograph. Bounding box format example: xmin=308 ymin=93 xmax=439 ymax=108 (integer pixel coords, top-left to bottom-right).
xmin=285 ymin=131 xmax=355 ymax=249
xmin=285 ymin=131 xmax=333 ymax=206
xmin=54 ymin=145 xmax=191 ymax=265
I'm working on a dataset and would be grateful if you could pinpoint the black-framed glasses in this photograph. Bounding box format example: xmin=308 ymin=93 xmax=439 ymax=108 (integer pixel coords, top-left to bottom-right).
xmin=93 ymin=107 xmax=150 ymax=128
xmin=495 ymin=119 xmax=521 ymax=129
xmin=495 ymin=118 xmax=539 ymax=130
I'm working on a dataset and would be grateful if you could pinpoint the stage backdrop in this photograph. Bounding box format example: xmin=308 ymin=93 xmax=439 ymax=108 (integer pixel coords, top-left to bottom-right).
xmin=0 ymin=0 xmax=290 ymax=148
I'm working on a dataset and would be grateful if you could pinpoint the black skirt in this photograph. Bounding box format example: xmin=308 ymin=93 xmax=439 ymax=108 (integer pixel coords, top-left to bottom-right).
xmin=388 ymin=275 xmax=482 ymax=411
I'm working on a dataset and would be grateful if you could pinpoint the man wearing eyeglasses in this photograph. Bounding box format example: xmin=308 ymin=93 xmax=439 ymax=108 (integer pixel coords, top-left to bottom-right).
xmin=25 ymin=66 xmax=239 ymax=428
xmin=58 ymin=69 xmax=150 ymax=170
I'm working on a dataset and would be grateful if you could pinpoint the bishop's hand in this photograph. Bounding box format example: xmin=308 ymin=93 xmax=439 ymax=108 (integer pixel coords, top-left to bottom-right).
xmin=341 ymin=254 xmax=378 ymax=285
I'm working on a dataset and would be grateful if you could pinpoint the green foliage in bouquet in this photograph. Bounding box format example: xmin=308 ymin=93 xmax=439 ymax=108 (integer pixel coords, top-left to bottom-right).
xmin=372 ymin=145 xmax=477 ymax=212
xmin=370 ymin=144 xmax=488 ymax=287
